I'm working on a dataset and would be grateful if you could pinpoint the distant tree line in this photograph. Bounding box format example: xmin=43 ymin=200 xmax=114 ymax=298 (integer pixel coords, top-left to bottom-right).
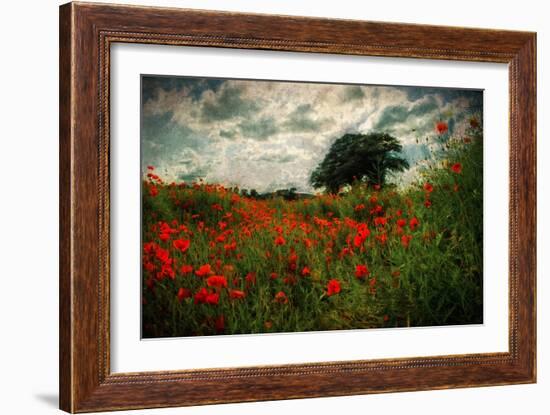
xmin=238 ymin=187 xmax=313 ymax=201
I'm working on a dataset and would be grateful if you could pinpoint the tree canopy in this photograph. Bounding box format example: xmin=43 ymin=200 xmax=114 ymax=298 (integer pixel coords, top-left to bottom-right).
xmin=310 ymin=132 xmax=409 ymax=193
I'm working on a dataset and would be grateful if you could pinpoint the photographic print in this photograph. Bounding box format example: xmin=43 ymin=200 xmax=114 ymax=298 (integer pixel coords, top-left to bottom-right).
xmin=140 ymin=75 xmax=483 ymax=338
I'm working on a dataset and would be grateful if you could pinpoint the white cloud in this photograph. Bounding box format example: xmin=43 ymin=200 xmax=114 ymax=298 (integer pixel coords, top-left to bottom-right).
xmin=142 ymin=78 xmax=481 ymax=192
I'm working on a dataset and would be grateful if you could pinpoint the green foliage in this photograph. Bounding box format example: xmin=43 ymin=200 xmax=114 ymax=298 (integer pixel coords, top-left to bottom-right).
xmin=310 ymin=132 xmax=410 ymax=193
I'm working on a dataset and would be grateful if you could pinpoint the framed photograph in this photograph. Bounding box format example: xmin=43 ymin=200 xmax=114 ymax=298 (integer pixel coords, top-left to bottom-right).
xmin=59 ymin=2 xmax=536 ymax=412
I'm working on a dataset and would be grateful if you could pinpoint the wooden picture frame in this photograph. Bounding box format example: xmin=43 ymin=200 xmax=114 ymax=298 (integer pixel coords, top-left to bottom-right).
xmin=59 ymin=2 xmax=536 ymax=412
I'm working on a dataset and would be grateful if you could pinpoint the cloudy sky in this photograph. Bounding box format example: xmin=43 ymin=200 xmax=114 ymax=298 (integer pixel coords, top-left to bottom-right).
xmin=141 ymin=76 xmax=482 ymax=193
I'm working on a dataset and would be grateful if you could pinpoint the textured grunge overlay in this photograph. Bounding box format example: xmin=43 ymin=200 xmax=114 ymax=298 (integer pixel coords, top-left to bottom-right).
xmin=140 ymin=75 xmax=483 ymax=338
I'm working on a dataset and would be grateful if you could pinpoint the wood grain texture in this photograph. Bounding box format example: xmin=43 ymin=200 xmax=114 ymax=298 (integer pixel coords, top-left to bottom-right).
xmin=59 ymin=2 xmax=536 ymax=412
xmin=59 ymin=3 xmax=73 ymax=412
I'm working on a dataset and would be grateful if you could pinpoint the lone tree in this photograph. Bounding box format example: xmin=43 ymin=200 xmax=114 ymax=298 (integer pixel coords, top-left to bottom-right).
xmin=310 ymin=132 xmax=409 ymax=193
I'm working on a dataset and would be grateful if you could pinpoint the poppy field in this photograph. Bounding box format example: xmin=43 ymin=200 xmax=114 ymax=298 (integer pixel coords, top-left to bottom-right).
xmin=141 ymin=119 xmax=483 ymax=338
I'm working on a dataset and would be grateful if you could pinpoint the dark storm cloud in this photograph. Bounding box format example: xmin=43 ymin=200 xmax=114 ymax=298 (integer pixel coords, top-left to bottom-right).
xmin=342 ymin=85 xmax=366 ymax=101
xmin=374 ymin=95 xmax=439 ymax=132
xmin=400 ymin=86 xmax=483 ymax=108
xmin=238 ymin=117 xmax=279 ymax=140
xmin=201 ymin=85 xmax=259 ymax=122
xmin=141 ymin=112 xmax=204 ymax=170
xmin=141 ymin=76 xmax=224 ymax=103
xmin=283 ymin=104 xmax=326 ymax=133
xmin=177 ymin=166 xmax=210 ymax=184
xmin=219 ymin=129 xmax=237 ymax=139
xmin=255 ymin=153 xmax=297 ymax=163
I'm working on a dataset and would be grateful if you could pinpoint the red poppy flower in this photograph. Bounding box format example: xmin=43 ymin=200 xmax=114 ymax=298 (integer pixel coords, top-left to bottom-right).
xmin=270 ymin=272 xmax=278 ymax=280
xmin=161 ymin=263 xmax=176 ymax=279
xmin=355 ymin=264 xmax=370 ymax=279
xmin=374 ymin=216 xmax=387 ymax=226
xmin=159 ymin=263 xmax=175 ymax=280
xmin=147 ymin=165 xmax=155 ymax=171
xmin=145 ymin=277 xmax=155 ymax=291
xmin=409 ymin=217 xmax=420 ymax=231
xmin=206 ymin=275 xmax=228 ymax=288
xmin=326 ymin=279 xmax=341 ymax=296
xmin=423 ymin=182 xmax=434 ymax=192
xmin=283 ymin=276 xmax=297 ymax=285
xmin=143 ymin=241 xmax=157 ymax=254
xmin=369 ymin=277 xmax=377 ymax=294
xmin=195 ymin=264 xmax=213 ymax=277
xmin=173 ymin=238 xmax=190 ymax=253
xmin=435 ymin=121 xmax=448 ymax=135
xmin=159 ymin=222 xmax=177 ymax=235
xmin=193 ymin=287 xmax=208 ymax=304
xmin=205 ymin=292 xmax=220 ymax=305
xmin=288 ymin=251 xmax=298 ymax=264
xmin=229 ymin=289 xmax=246 ymax=300
xmin=155 ymin=247 xmax=170 ymax=263
xmin=180 ymin=264 xmax=193 ymax=274
xmin=424 ymin=199 xmax=432 ymax=208
xmin=353 ymin=225 xmax=370 ymax=248
xmin=149 ymin=185 xmax=159 ymax=197
xmin=288 ymin=263 xmax=297 ymax=274
xmin=401 ymin=234 xmax=412 ymax=248
xmin=396 ymin=218 xmax=407 ymax=228
xmin=245 ymin=272 xmax=256 ymax=286
xmin=215 ymin=315 xmax=225 ymax=332
xmin=301 ymin=266 xmax=311 ymax=276
xmin=354 ymin=204 xmax=365 ymax=212
xmin=339 ymin=247 xmax=352 ymax=258
xmin=376 ymin=233 xmax=387 ymax=245
xmin=144 ymin=262 xmax=155 ymax=273
xmin=274 ymin=235 xmax=286 ymax=246
xmin=224 ymin=241 xmax=237 ymax=252
xmin=451 ymin=163 xmax=463 ymax=174
xmin=358 ymin=223 xmax=370 ymax=236
xmin=353 ymin=234 xmax=364 ymax=248
xmin=177 ymin=287 xmax=191 ymax=302
xmin=274 ymin=291 xmax=288 ymax=304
